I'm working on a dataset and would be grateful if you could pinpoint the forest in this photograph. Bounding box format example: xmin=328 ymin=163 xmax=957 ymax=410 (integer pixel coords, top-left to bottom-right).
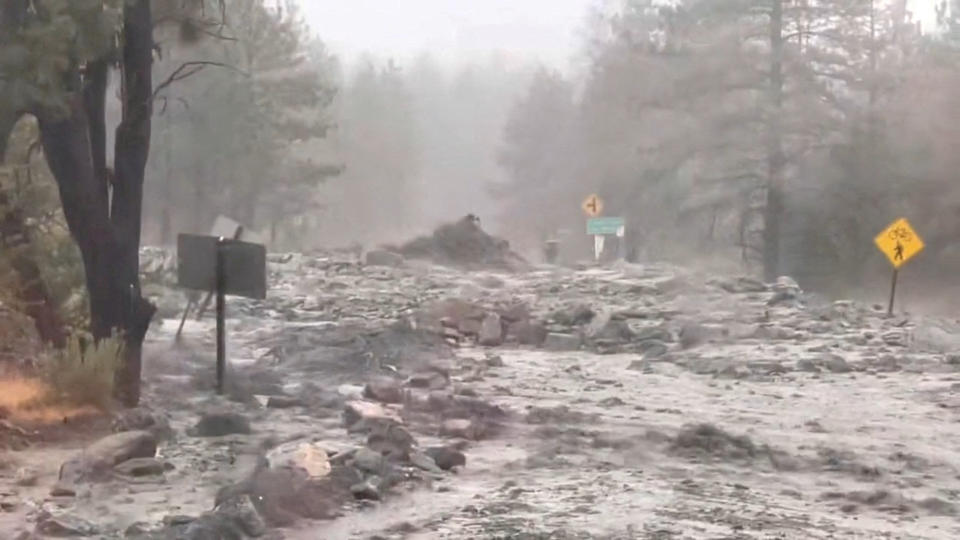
xmin=4 ymin=0 xmax=960 ymax=399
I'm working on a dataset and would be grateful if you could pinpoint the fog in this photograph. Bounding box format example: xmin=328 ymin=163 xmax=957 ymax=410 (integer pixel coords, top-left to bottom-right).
xmin=142 ymin=0 xmax=960 ymax=303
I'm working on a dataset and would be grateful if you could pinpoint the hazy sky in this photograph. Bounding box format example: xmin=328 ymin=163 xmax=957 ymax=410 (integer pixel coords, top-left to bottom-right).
xmin=299 ymin=1 xmax=940 ymax=68
xmin=298 ymin=0 xmax=591 ymax=68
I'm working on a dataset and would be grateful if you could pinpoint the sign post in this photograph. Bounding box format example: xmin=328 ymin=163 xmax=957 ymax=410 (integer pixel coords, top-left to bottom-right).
xmin=178 ymin=234 xmax=267 ymax=394
xmin=587 ymin=217 xmax=626 ymax=262
xmin=873 ymin=218 xmax=924 ymax=316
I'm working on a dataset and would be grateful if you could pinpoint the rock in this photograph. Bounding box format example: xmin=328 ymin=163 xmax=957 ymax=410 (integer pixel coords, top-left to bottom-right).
xmin=797 ymin=358 xmax=820 ymax=372
xmin=592 ymin=319 xmax=634 ymax=342
xmin=367 ymin=421 xmax=416 ymax=458
xmin=214 ymin=494 xmax=268 ymax=538
xmin=352 ymin=448 xmax=386 ymax=474
xmin=112 ymin=408 xmax=174 ymax=441
xmin=350 ymin=479 xmax=381 ymax=501
xmin=634 ymin=326 xmax=673 ymax=343
xmin=35 ymin=514 xmax=97 ymax=537
xmin=484 ymin=353 xmax=505 ymax=368
xmin=553 ymin=304 xmax=595 ymax=326
xmin=114 ymin=457 xmax=169 ymax=477
xmin=458 ymin=318 xmax=483 ymax=338
xmin=50 ymin=484 xmax=77 ymax=497
xmin=768 ymin=276 xmax=802 ymax=306
xmin=479 ymin=313 xmax=504 ymax=346
xmin=364 ymin=378 xmax=404 ymax=404
xmin=498 ymin=303 xmax=530 ymax=323
xmin=266 ymin=441 xmax=332 ymax=479
xmin=882 ymin=330 xmax=907 ymax=347
xmin=639 ymin=340 xmax=669 ymax=359
xmin=407 ymin=371 xmax=448 ymax=390
xmin=343 ymin=401 xmax=401 ymax=429
xmin=678 ymin=322 xmax=710 ymax=349
xmin=440 ymin=418 xmax=484 ymax=440
xmin=714 ymin=276 xmax=768 ymax=293
xmin=397 ymin=215 xmax=527 ymax=271
xmin=543 ymin=333 xmax=582 ymax=351
xmin=59 ymin=430 xmax=157 ymax=484
xmin=190 ymin=412 xmax=252 ymax=437
xmin=14 ymin=467 xmax=38 ymax=487
xmin=408 ymin=451 xmax=444 ymax=474
xmin=365 ymin=249 xmax=404 ymax=267
xmin=425 ymin=446 xmax=467 ymax=471
xmin=509 ymin=320 xmax=548 ymax=346
xmin=824 ymin=354 xmax=851 ymax=373
xmin=266 ymin=395 xmax=304 ymax=409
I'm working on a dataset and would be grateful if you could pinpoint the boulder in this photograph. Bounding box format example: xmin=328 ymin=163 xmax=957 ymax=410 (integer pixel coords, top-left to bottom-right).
xmin=479 ymin=313 xmax=504 ymax=346
xmin=407 ymin=370 xmax=449 ymax=390
xmin=114 ymin=457 xmax=170 ymax=477
xmin=365 ymin=249 xmax=404 ymax=268
xmin=35 ymin=514 xmax=97 ymax=537
xmin=824 ymin=354 xmax=852 ymax=373
xmin=364 ymin=377 xmax=404 ymax=404
xmin=190 ymin=412 xmax=252 ymax=437
xmin=343 ymin=401 xmax=402 ymax=429
xmin=440 ymin=418 xmax=485 ymax=440
xmin=543 ymin=333 xmax=582 ymax=351
xmin=425 ymin=446 xmax=467 ymax=471
xmin=266 ymin=442 xmax=332 ymax=479
xmin=509 ymin=320 xmax=548 ymax=346
xmin=59 ymin=430 xmax=157 ymax=484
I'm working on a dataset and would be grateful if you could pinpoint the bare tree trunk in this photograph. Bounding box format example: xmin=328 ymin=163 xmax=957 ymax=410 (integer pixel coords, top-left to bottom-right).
xmin=35 ymin=0 xmax=157 ymax=407
xmin=110 ymin=0 xmax=157 ymax=406
xmin=763 ymin=0 xmax=785 ymax=282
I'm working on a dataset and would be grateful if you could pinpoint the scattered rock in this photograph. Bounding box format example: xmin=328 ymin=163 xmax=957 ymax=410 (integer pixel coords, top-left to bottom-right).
xmin=479 ymin=313 xmax=504 ymax=346
xmin=350 ymin=479 xmax=381 ymax=501
xmin=671 ymin=423 xmax=759 ymax=461
xmin=425 ymin=446 xmax=467 ymax=471
xmin=14 ymin=467 xmax=38 ymax=487
xmin=440 ymin=418 xmax=485 ymax=440
xmin=824 ymin=354 xmax=851 ymax=373
xmin=114 ymin=457 xmax=169 ymax=477
xmin=266 ymin=442 xmax=332 ymax=479
xmin=343 ymin=401 xmax=401 ymax=429
xmin=365 ymin=249 xmax=404 ymax=268
xmin=543 ymin=333 xmax=582 ymax=351
xmin=509 ymin=320 xmax=548 ymax=346
xmin=36 ymin=514 xmax=97 ymax=537
xmin=364 ymin=378 xmax=404 ymax=404
xmin=678 ymin=322 xmax=711 ymax=349
xmin=59 ymin=430 xmax=158 ymax=484
xmin=190 ymin=412 xmax=252 ymax=437
xmin=796 ymin=358 xmax=820 ymax=372
xmin=111 ymin=408 xmax=174 ymax=441
xmin=407 ymin=371 xmax=449 ymax=390
xmin=265 ymin=395 xmax=304 ymax=409
xmin=397 ymin=216 xmax=527 ymax=271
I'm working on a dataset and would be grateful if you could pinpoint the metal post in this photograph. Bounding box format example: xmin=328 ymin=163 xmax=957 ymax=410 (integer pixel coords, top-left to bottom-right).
xmin=887 ymin=269 xmax=898 ymax=316
xmin=216 ymin=237 xmax=226 ymax=394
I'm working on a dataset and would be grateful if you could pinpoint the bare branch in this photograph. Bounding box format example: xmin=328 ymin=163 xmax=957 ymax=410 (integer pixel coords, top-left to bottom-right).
xmin=152 ymin=61 xmax=247 ymax=99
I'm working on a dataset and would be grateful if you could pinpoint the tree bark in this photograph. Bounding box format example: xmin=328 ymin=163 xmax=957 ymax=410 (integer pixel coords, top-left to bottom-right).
xmin=111 ymin=0 xmax=157 ymax=407
xmin=763 ymin=0 xmax=785 ymax=282
xmin=35 ymin=0 xmax=158 ymax=407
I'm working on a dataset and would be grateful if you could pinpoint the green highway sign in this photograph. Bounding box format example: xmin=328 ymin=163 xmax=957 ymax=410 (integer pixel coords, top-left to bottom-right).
xmin=587 ymin=217 xmax=625 ymax=236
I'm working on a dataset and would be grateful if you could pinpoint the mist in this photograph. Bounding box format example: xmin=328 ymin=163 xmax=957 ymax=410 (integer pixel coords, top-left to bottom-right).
xmin=141 ymin=0 xmax=960 ymax=303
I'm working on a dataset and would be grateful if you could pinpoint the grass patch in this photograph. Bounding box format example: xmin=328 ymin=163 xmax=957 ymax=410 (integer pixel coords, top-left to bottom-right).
xmin=35 ymin=333 xmax=124 ymax=410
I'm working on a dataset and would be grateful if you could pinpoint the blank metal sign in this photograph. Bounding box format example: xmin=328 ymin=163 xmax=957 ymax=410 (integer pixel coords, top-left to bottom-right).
xmin=177 ymin=234 xmax=267 ymax=300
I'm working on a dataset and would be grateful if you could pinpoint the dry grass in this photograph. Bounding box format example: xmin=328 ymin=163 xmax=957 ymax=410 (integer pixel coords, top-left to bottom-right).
xmin=35 ymin=333 xmax=124 ymax=410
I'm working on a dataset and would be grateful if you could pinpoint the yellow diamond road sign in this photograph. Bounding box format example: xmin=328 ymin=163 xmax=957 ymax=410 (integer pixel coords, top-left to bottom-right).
xmin=875 ymin=218 xmax=924 ymax=269
xmin=582 ymin=194 xmax=603 ymax=217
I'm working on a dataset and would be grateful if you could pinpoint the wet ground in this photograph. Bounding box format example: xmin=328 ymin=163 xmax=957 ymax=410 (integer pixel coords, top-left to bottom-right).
xmin=3 ymin=252 xmax=960 ymax=539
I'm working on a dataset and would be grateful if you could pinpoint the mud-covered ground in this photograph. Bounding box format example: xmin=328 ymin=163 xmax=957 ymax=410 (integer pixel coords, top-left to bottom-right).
xmin=3 ymin=250 xmax=960 ymax=539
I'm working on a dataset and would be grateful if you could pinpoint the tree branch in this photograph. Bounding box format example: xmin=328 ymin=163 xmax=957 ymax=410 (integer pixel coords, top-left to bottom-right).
xmin=152 ymin=61 xmax=247 ymax=99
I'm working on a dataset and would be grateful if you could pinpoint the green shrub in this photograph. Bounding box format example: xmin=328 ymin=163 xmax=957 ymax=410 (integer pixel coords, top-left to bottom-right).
xmin=37 ymin=333 xmax=124 ymax=410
